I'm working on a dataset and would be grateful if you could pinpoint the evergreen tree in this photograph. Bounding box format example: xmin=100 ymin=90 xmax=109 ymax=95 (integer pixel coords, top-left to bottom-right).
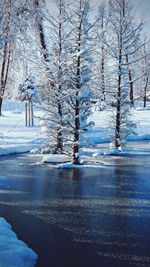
xmin=18 ymin=74 xmax=40 ymax=126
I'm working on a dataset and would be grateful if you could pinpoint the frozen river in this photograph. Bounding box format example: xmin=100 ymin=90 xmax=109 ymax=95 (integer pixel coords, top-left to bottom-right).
xmin=0 ymin=144 xmax=150 ymax=267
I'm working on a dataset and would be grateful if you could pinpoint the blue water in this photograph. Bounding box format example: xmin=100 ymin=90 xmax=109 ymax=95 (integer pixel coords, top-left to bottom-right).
xmin=0 ymin=152 xmax=150 ymax=267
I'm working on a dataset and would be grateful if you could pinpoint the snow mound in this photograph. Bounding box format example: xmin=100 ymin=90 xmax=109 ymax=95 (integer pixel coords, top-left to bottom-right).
xmin=0 ymin=217 xmax=37 ymax=267
xmin=30 ymin=148 xmax=41 ymax=154
xmin=42 ymin=154 xmax=70 ymax=163
xmin=0 ymin=144 xmax=36 ymax=156
xmin=58 ymin=162 xmax=105 ymax=168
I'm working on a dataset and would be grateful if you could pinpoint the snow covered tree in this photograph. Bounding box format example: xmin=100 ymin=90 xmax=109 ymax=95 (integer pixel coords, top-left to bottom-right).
xmin=93 ymin=1 xmax=112 ymax=109
xmin=125 ymin=54 xmax=134 ymax=105
xmin=0 ymin=0 xmax=12 ymax=115
xmin=18 ymin=74 xmax=40 ymax=127
xmin=137 ymin=41 xmax=150 ymax=107
xmin=64 ymin=0 xmax=94 ymax=164
xmin=106 ymin=0 xmax=144 ymax=149
xmin=34 ymin=0 xmax=49 ymax=64
xmin=40 ymin=0 xmax=69 ymax=153
xmin=0 ymin=0 xmax=37 ymax=115
xmin=33 ymin=0 xmax=56 ymax=87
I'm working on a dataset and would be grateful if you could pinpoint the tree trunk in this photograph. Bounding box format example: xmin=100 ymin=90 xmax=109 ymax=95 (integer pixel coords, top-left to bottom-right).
xmin=101 ymin=45 xmax=106 ymax=101
xmin=144 ymin=76 xmax=148 ymax=108
xmin=31 ymin=102 xmax=34 ymax=126
xmin=115 ymin=1 xmax=125 ymax=149
xmin=56 ymin=127 xmax=63 ymax=153
xmin=143 ymin=43 xmax=149 ymax=108
xmin=0 ymin=97 xmax=3 ymax=116
xmin=73 ymin=8 xmax=81 ymax=164
xmin=126 ymin=54 xmax=134 ymax=105
xmin=115 ymin=70 xmax=121 ymax=149
xmin=34 ymin=0 xmax=49 ymax=62
xmin=0 ymin=46 xmax=11 ymax=116
xmin=28 ymin=101 xmax=31 ymax=127
xmin=73 ymin=95 xmax=80 ymax=165
xmin=0 ymin=42 xmax=9 ymax=116
xmin=56 ymin=103 xmax=63 ymax=153
xmin=0 ymin=0 xmax=11 ymax=116
xmin=25 ymin=102 xmax=28 ymax=127
xmin=101 ymin=8 xmax=106 ymax=102
xmin=56 ymin=0 xmax=63 ymax=153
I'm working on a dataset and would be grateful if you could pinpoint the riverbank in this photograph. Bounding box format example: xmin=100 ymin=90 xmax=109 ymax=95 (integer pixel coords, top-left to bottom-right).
xmin=0 ymin=101 xmax=150 ymax=161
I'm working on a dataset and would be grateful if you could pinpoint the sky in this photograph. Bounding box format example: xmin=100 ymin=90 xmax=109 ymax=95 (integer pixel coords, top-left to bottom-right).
xmin=46 ymin=0 xmax=150 ymax=33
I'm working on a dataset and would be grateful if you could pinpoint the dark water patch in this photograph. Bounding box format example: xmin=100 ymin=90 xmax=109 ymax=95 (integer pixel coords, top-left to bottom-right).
xmin=0 ymin=153 xmax=150 ymax=267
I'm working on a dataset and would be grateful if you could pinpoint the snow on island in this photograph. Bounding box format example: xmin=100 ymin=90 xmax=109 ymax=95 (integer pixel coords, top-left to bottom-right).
xmin=42 ymin=154 xmax=70 ymax=163
xmin=0 ymin=217 xmax=37 ymax=267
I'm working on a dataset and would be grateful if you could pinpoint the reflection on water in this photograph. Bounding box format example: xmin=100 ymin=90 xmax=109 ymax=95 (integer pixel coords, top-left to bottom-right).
xmin=0 ymin=152 xmax=150 ymax=267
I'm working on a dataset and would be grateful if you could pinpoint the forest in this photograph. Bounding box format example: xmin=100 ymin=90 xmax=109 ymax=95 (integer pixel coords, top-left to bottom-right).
xmin=0 ymin=0 xmax=150 ymax=165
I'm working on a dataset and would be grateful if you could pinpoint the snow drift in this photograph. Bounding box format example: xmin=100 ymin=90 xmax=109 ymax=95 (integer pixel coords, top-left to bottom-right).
xmin=0 ymin=217 xmax=37 ymax=267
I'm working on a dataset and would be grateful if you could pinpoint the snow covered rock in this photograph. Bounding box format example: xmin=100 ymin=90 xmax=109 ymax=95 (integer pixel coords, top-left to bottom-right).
xmin=0 ymin=217 xmax=37 ymax=267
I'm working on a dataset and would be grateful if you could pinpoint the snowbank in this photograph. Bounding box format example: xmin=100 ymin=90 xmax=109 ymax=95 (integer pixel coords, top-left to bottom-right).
xmin=42 ymin=154 xmax=70 ymax=163
xmin=0 ymin=144 xmax=36 ymax=156
xmin=0 ymin=108 xmax=44 ymax=157
xmin=0 ymin=217 xmax=37 ymax=267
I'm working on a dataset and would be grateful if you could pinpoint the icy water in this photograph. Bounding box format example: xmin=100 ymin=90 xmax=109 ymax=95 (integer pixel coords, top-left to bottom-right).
xmin=0 ymin=145 xmax=150 ymax=267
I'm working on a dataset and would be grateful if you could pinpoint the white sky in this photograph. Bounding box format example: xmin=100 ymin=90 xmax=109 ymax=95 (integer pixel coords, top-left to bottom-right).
xmin=45 ymin=0 xmax=150 ymax=33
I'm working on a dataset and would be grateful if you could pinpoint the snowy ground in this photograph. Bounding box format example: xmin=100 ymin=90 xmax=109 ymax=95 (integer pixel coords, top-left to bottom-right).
xmin=0 ymin=101 xmax=43 ymax=156
xmin=0 ymin=217 xmax=37 ymax=267
xmin=0 ymin=101 xmax=150 ymax=160
xmin=84 ymin=106 xmax=150 ymax=146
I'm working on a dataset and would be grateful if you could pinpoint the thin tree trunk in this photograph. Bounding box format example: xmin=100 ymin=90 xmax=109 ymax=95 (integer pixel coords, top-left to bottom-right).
xmin=73 ymin=1 xmax=81 ymax=164
xmin=0 ymin=97 xmax=3 ymax=116
xmin=101 ymin=45 xmax=105 ymax=101
xmin=126 ymin=54 xmax=134 ymax=105
xmin=0 ymin=43 xmax=9 ymax=115
xmin=4 ymin=45 xmax=11 ymax=86
xmin=144 ymin=76 xmax=148 ymax=108
xmin=73 ymin=95 xmax=80 ymax=164
xmin=28 ymin=101 xmax=31 ymax=127
xmin=143 ymin=43 xmax=149 ymax=108
xmin=56 ymin=103 xmax=63 ymax=153
xmin=0 ymin=45 xmax=11 ymax=115
xmin=0 ymin=0 xmax=11 ymax=115
xmin=115 ymin=0 xmax=125 ymax=149
xmin=101 ymin=10 xmax=105 ymax=102
xmin=115 ymin=64 xmax=121 ymax=148
xmin=25 ymin=102 xmax=28 ymax=127
xmin=56 ymin=0 xmax=63 ymax=153
xmin=31 ymin=102 xmax=34 ymax=126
